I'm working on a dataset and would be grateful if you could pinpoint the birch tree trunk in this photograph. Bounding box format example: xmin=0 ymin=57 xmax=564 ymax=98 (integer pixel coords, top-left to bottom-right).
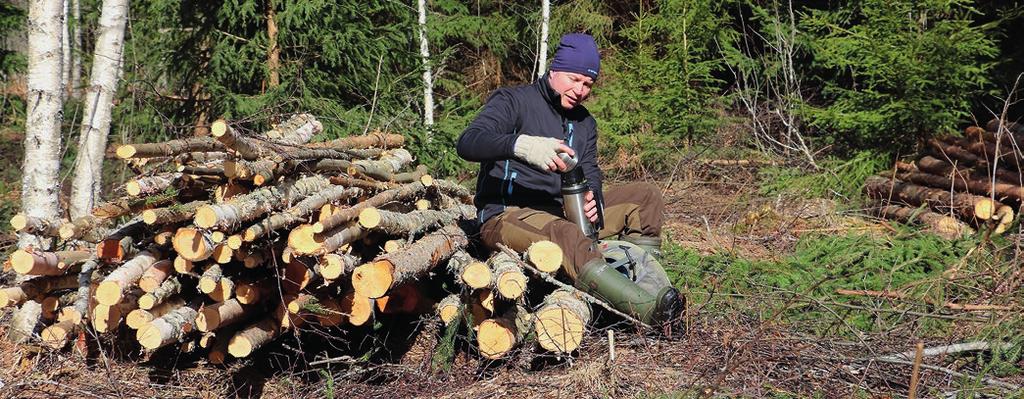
xmin=68 ymin=0 xmax=128 ymax=220
xmin=416 ymin=0 xmax=434 ymax=132
xmin=20 ymin=0 xmax=66 ymax=250
xmin=266 ymin=0 xmax=279 ymax=89
xmin=61 ymin=0 xmax=70 ymax=98
xmin=70 ymin=0 xmax=81 ymax=96
xmin=536 ymin=0 xmax=549 ymax=79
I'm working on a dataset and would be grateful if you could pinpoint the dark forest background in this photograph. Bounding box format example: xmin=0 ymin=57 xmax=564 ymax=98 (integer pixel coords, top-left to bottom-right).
xmin=1 ymin=0 xmax=1022 ymax=209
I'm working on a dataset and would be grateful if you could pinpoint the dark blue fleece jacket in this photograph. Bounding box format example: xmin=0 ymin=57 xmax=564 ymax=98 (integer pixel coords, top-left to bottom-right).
xmin=456 ymin=74 xmax=605 ymax=225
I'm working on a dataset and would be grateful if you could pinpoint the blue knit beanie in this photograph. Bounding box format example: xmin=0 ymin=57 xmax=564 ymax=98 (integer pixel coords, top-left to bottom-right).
xmin=549 ymin=33 xmax=600 ymax=81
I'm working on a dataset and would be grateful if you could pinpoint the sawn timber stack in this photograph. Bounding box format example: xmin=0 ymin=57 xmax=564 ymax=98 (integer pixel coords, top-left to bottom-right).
xmin=4 ymin=113 xmax=626 ymax=366
xmin=867 ymin=118 xmax=1024 ymax=238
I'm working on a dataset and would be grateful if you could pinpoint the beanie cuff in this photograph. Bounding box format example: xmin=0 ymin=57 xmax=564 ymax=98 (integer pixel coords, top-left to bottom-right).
xmin=550 ymin=65 xmax=599 ymax=81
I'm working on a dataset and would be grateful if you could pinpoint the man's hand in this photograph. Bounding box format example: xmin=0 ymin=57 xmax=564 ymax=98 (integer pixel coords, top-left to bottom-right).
xmin=513 ymin=135 xmax=576 ymax=172
xmin=584 ymin=191 xmax=598 ymax=222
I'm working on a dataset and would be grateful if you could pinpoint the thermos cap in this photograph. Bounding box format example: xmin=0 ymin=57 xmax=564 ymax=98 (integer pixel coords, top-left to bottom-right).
xmin=557 ymin=152 xmax=578 ymax=171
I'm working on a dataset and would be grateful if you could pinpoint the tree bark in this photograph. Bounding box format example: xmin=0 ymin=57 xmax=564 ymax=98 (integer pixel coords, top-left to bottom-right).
xmin=478 ymin=305 xmax=531 ymax=359
xmin=195 ymin=175 xmax=331 ymax=231
xmin=894 ymin=166 xmax=1024 ymax=203
xmin=69 ymin=0 xmax=80 ymax=95
xmin=357 ymin=204 xmax=473 ymax=237
xmin=436 ymin=294 xmax=461 ymax=325
xmin=352 ymin=225 xmax=468 ymax=298
xmin=116 ymin=137 xmax=225 ymax=159
xmin=917 ymin=154 xmax=1024 ymax=190
xmin=136 ymin=299 xmax=201 ymax=350
xmin=310 ymin=180 xmax=433 ymax=234
xmin=870 ymin=204 xmax=974 ymax=240
xmin=447 ymin=250 xmax=491 ymax=289
xmin=864 ymin=176 xmax=996 ymax=222
xmin=534 ymin=288 xmax=591 ymax=353
xmin=536 ymin=0 xmax=549 ymax=78
xmin=490 ymin=252 xmax=527 ymax=300
xmin=265 ymin=0 xmax=279 ymax=90
xmin=417 ymin=0 xmax=434 ymax=131
xmin=308 ymin=133 xmax=405 ymax=150
xmin=95 ymin=246 xmax=163 ymax=305
xmin=0 ymin=274 xmax=78 ymax=308
xmin=10 ymin=249 xmax=91 ymax=276
xmin=68 ymin=0 xmax=128 ymax=220
xmin=196 ymin=298 xmax=256 ymax=332
xmin=244 ymin=185 xmax=362 ymax=242
xmin=20 ymin=0 xmax=65 ymax=249
xmin=8 ymin=300 xmax=43 ymax=343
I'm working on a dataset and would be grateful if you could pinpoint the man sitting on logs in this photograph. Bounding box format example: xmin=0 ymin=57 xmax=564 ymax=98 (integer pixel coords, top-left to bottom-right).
xmin=456 ymin=33 xmax=683 ymax=329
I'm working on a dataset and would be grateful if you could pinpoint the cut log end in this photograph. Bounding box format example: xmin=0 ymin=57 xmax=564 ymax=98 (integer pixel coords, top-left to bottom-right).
xmin=138 ymin=295 xmax=157 ymax=310
xmin=227 ymin=235 xmax=244 ymax=250
xmin=9 ymin=214 xmax=27 ymax=231
xmin=496 ymin=272 xmax=527 ymax=299
xmin=173 ymin=227 xmax=213 ymax=262
xmin=527 ymin=241 xmax=563 ymax=273
xmin=437 ymin=296 xmax=461 ymax=325
xmin=461 ymin=261 xmax=492 ymax=289
xmin=142 ymin=209 xmax=158 ymax=225
xmin=228 ymin=337 xmax=255 ymax=358
xmin=288 ymin=224 xmax=321 ymax=254
xmin=116 ymin=144 xmax=138 ymax=159
xmin=478 ymin=318 xmax=516 ymax=359
xmin=357 ymin=208 xmax=382 ymax=229
xmin=534 ymin=307 xmax=586 ymax=353
xmin=95 ymin=281 xmax=123 ymax=306
xmin=9 ymin=250 xmax=36 ymax=275
xmin=136 ymin=324 xmax=164 ymax=350
xmin=321 ymin=254 xmax=345 ymax=280
xmin=41 ymin=320 xmax=75 ymax=349
xmin=194 ymin=206 xmax=218 ymax=229
xmin=125 ymin=181 xmax=142 ymax=196
xmin=352 ymin=261 xmax=395 ymax=298
xmin=210 ymin=119 xmax=228 ymax=138
xmin=975 ymin=200 xmax=995 ymax=220
xmin=415 ymin=199 xmax=430 ymax=210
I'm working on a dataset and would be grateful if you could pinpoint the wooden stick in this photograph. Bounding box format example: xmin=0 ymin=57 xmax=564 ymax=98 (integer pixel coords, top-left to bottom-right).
xmin=835 ymin=289 xmax=1014 ymax=311
xmin=908 ymin=342 xmax=924 ymax=399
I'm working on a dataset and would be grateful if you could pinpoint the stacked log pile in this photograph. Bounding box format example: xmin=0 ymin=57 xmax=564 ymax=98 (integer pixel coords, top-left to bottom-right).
xmin=868 ymin=118 xmax=1024 ymax=239
xmin=5 ymin=113 xmax=606 ymax=365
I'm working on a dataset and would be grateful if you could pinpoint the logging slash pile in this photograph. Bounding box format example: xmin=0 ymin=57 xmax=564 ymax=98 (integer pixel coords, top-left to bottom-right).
xmin=4 ymin=114 xmax=601 ymax=365
xmin=866 ymin=118 xmax=1024 ymax=239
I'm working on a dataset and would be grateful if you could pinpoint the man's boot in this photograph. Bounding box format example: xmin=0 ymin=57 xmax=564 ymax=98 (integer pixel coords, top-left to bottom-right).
xmin=622 ymin=235 xmax=663 ymax=262
xmin=575 ymin=258 xmax=682 ymax=326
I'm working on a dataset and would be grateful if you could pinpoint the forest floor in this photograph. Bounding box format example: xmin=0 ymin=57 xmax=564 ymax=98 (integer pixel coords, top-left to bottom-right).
xmin=0 ymin=156 xmax=1022 ymax=398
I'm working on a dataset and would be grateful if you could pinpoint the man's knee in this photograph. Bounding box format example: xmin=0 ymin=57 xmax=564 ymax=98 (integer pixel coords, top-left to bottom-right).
xmin=545 ymin=220 xmax=602 ymax=280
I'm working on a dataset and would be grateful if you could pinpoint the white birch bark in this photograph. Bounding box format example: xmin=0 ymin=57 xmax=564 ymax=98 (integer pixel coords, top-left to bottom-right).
xmin=70 ymin=0 xmax=82 ymax=96
xmin=20 ymin=0 xmax=66 ymax=250
xmin=416 ymin=0 xmax=434 ymax=132
xmin=537 ymin=0 xmax=550 ymax=79
xmin=68 ymin=0 xmax=129 ymax=220
xmin=61 ymin=0 xmax=70 ymax=97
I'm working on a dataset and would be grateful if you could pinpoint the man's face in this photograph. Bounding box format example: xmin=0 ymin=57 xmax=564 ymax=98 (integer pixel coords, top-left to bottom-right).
xmin=548 ymin=71 xmax=594 ymax=110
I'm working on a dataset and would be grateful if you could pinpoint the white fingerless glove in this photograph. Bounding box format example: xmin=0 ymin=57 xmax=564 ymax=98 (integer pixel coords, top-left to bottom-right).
xmin=513 ymin=135 xmax=563 ymax=171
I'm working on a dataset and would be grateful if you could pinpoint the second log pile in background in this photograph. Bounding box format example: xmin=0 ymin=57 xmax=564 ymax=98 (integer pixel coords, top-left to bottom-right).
xmin=867 ymin=118 xmax=1024 ymax=239
xmin=5 ymin=113 xmax=599 ymax=365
